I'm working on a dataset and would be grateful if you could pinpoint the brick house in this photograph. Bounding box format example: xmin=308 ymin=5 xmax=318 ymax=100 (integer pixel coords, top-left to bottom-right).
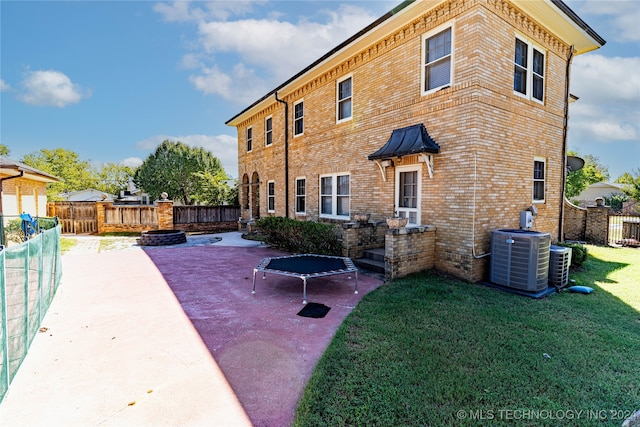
xmin=226 ymin=0 xmax=605 ymax=282
xmin=0 ymin=158 xmax=60 ymax=219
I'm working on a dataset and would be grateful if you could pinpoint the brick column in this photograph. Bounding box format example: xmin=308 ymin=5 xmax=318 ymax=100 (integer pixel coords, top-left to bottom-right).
xmin=95 ymin=201 xmax=113 ymax=234
xmin=585 ymin=205 xmax=610 ymax=245
xmin=157 ymin=200 xmax=174 ymax=230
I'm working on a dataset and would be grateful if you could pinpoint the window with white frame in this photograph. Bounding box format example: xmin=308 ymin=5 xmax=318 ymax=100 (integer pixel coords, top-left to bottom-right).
xmin=336 ymin=76 xmax=352 ymax=122
xmin=267 ymin=181 xmax=275 ymax=212
xmin=422 ymin=25 xmax=453 ymax=94
xmin=396 ymin=166 xmax=421 ymax=225
xmin=514 ymin=36 xmax=545 ymax=103
xmin=320 ymin=173 xmax=350 ymax=218
xmin=295 ymin=178 xmax=306 ymax=214
xmin=533 ymin=157 xmax=545 ymax=203
xmin=294 ymin=100 xmax=304 ymax=136
xmin=265 ymin=116 xmax=273 ymax=146
xmin=246 ymin=127 xmax=252 ymax=152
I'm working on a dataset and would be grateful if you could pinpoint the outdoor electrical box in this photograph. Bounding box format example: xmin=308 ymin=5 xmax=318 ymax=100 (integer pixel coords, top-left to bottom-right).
xmin=520 ymin=211 xmax=533 ymax=230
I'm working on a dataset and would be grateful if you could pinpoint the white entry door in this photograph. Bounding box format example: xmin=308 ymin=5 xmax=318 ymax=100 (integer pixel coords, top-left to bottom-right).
xmin=395 ymin=165 xmax=421 ymax=225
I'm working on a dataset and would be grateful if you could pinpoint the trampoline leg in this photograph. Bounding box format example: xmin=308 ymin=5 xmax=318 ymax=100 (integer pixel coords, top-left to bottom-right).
xmin=354 ymin=270 xmax=359 ymax=295
xmin=302 ymin=277 xmax=307 ymax=304
xmin=252 ymin=269 xmax=257 ymax=294
xmin=262 ymin=272 xmax=266 ymax=280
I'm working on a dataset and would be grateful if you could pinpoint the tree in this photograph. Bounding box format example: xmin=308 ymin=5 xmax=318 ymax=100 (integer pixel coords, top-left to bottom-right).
xmin=616 ymin=169 xmax=640 ymax=201
xmin=135 ymin=140 xmax=229 ymax=205
xmin=191 ymin=170 xmax=234 ymax=205
xmin=21 ymin=148 xmax=99 ymax=200
xmin=565 ymin=151 xmax=610 ymax=199
xmin=0 ymin=144 xmax=9 ymax=156
xmin=95 ymin=162 xmax=136 ymax=196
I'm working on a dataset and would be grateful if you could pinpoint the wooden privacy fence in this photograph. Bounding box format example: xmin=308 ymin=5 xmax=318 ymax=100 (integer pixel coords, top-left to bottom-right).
xmin=47 ymin=202 xmax=97 ymax=234
xmin=173 ymin=205 xmax=240 ymax=232
xmin=47 ymin=201 xmax=240 ymax=234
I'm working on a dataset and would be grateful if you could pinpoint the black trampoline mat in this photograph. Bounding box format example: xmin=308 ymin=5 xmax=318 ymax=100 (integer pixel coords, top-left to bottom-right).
xmin=266 ymin=255 xmax=348 ymax=275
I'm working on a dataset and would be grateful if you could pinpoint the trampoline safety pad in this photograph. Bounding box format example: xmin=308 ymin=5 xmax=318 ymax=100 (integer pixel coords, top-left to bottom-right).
xmin=252 ymin=254 xmax=358 ymax=304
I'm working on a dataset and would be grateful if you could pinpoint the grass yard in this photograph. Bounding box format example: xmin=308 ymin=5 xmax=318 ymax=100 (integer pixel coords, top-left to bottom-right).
xmin=294 ymin=245 xmax=640 ymax=426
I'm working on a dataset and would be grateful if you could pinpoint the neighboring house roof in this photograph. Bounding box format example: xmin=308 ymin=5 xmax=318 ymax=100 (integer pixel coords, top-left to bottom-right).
xmin=59 ymin=189 xmax=116 ymax=202
xmin=576 ymin=181 xmax=625 ymax=201
xmin=368 ymin=124 xmax=440 ymax=160
xmin=226 ymin=0 xmax=605 ymax=127
xmin=0 ymin=157 xmax=61 ymax=183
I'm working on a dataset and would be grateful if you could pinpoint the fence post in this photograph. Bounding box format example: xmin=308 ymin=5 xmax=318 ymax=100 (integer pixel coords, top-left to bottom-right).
xmin=95 ymin=201 xmax=113 ymax=234
xmin=157 ymin=199 xmax=174 ymax=230
xmin=585 ymin=205 xmax=610 ymax=245
xmin=1 ymin=248 xmax=8 ymax=395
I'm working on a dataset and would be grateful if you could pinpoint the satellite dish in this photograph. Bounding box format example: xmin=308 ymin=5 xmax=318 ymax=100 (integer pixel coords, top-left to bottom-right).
xmin=567 ymin=155 xmax=585 ymax=172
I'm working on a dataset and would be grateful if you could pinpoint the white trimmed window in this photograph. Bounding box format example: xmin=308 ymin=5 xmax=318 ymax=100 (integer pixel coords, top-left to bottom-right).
xmin=396 ymin=165 xmax=422 ymax=225
xmin=320 ymin=173 xmax=350 ymax=218
xmin=533 ymin=157 xmax=546 ymax=203
xmin=246 ymin=127 xmax=252 ymax=152
xmin=267 ymin=181 xmax=275 ymax=212
xmin=514 ymin=36 xmax=545 ymax=103
xmin=294 ymin=100 xmax=304 ymax=137
xmin=422 ymin=24 xmax=453 ymax=94
xmin=295 ymin=178 xmax=306 ymax=214
xmin=336 ymin=76 xmax=352 ymax=122
xmin=265 ymin=116 xmax=273 ymax=146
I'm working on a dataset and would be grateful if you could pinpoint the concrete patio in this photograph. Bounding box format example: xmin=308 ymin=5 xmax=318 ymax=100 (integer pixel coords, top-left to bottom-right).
xmin=0 ymin=232 xmax=384 ymax=426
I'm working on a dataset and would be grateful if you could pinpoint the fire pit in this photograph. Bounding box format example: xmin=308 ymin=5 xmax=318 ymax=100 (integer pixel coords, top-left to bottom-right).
xmin=138 ymin=229 xmax=187 ymax=246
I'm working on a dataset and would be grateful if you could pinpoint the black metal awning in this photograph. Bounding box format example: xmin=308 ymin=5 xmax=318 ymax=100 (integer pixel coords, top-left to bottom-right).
xmin=368 ymin=123 xmax=440 ymax=160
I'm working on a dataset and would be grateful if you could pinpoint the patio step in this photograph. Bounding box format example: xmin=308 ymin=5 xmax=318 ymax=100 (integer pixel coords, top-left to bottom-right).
xmin=354 ymin=248 xmax=386 ymax=275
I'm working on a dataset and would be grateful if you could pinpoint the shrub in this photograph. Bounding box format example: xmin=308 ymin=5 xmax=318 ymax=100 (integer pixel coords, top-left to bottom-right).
xmin=554 ymin=241 xmax=588 ymax=267
xmin=255 ymin=216 xmax=342 ymax=255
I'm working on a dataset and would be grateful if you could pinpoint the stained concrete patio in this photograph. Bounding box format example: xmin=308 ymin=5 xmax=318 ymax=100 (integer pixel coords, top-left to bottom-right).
xmin=0 ymin=233 xmax=383 ymax=426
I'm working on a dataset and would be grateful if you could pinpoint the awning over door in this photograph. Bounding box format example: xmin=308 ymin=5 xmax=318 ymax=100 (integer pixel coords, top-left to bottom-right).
xmin=368 ymin=123 xmax=440 ymax=160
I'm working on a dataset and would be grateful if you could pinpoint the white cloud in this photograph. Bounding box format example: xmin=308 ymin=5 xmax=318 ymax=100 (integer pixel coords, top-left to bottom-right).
xmin=159 ymin=2 xmax=379 ymax=103
xmin=575 ymin=0 xmax=640 ymax=43
xmin=0 ymin=79 xmax=10 ymax=91
xmin=569 ymin=54 xmax=639 ymax=142
xmin=135 ymin=134 xmax=239 ymax=177
xmin=121 ymin=157 xmax=143 ymax=168
xmin=154 ymin=0 xmax=264 ymax=23
xmin=19 ymin=70 xmax=91 ymax=107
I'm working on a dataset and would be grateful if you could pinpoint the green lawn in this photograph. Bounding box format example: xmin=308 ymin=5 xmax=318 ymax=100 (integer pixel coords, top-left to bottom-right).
xmin=294 ymin=245 xmax=640 ymax=426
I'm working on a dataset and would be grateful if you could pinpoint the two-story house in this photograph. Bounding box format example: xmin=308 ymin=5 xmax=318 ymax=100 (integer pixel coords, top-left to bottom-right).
xmin=226 ymin=0 xmax=605 ymax=283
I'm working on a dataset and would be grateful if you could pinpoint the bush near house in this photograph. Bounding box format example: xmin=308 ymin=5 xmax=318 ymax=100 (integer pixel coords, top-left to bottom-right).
xmin=554 ymin=241 xmax=588 ymax=268
xmin=255 ymin=217 xmax=342 ymax=256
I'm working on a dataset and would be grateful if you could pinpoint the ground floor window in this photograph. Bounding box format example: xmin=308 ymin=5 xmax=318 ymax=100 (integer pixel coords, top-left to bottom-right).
xmin=533 ymin=157 xmax=545 ymax=203
xmin=296 ymin=178 xmax=306 ymax=214
xmin=267 ymin=181 xmax=275 ymax=212
xmin=396 ymin=166 xmax=421 ymax=225
xmin=320 ymin=173 xmax=350 ymax=219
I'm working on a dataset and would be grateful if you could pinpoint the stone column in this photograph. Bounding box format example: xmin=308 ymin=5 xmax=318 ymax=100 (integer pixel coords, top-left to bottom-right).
xmin=157 ymin=200 xmax=174 ymax=230
xmin=95 ymin=201 xmax=113 ymax=234
xmin=585 ymin=204 xmax=610 ymax=245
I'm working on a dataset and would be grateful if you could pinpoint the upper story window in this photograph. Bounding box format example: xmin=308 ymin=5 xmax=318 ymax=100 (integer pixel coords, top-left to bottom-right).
xmin=514 ymin=36 xmax=545 ymax=103
xmin=422 ymin=25 xmax=453 ymax=94
xmin=246 ymin=127 xmax=253 ymax=152
xmin=267 ymin=180 xmax=275 ymax=212
xmin=265 ymin=116 xmax=273 ymax=146
xmin=533 ymin=157 xmax=546 ymax=203
xmin=337 ymin=76 xmax=352 ymax=122
xmin=294 ymin=100 xmax=304 ymax=137
xmin=295 ymin=178 xmax=306 ymax=214
xmin=320 ymin=173 xmax=350 ymax=219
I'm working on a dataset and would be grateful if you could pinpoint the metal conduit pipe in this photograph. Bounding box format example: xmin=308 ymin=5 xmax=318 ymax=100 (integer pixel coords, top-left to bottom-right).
xmin=274 ymin=92 xmax=289 ymax=218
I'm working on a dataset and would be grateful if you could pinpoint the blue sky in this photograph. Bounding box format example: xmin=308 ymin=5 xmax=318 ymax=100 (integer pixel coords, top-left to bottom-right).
xmin=1 ymin=0 xmax=639 ymax=181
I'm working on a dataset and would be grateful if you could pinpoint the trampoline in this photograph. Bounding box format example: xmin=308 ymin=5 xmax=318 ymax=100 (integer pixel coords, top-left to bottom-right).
xmin=252 ymin=254 xmax=358 ymax=304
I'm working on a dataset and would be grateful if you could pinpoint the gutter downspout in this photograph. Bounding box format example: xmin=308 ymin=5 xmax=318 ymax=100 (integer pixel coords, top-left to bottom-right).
xmin=559 ymin=46 xmax=575 ymax=243
xmin=274 ymin=92 xmax=289 ymax=218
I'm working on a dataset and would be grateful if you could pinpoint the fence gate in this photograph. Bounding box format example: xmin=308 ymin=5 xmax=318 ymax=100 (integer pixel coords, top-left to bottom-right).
xmin=48 ymin=202 xmax=97 ymax=234
xmin=608 ymin=213 xmax=640 ymax=247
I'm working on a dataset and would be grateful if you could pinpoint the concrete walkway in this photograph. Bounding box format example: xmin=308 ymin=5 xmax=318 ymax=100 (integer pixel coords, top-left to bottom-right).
xmin=0 ymin=232 xmax=384 ymax=426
